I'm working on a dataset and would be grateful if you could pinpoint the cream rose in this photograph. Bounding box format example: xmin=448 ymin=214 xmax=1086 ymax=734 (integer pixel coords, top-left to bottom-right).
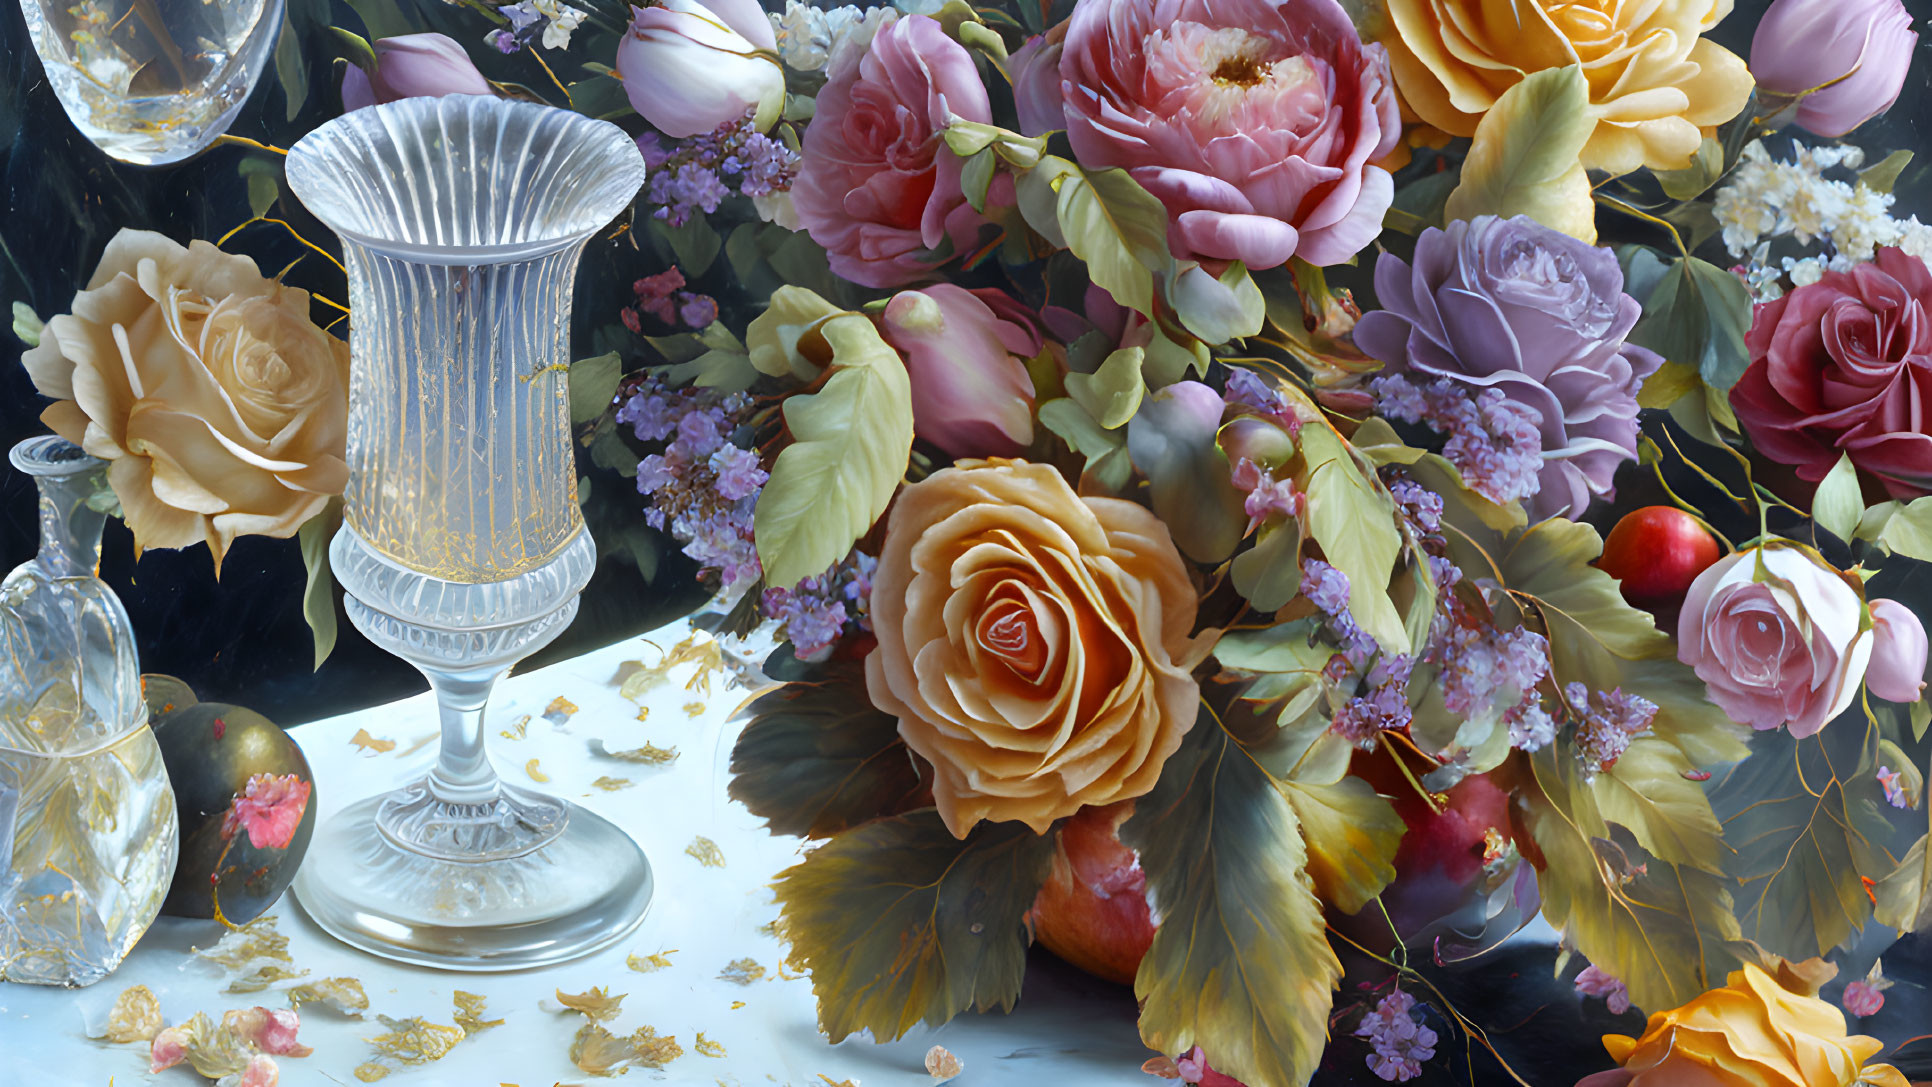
xmin=865 ymin=460 xmax=1212 ymax=837
xmin=22 ymin=230 xmax=351 ymax=565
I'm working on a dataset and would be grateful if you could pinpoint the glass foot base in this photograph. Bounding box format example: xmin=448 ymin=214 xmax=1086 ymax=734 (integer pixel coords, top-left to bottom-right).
xmin=291 ymin=794 xmax=652 ymax=971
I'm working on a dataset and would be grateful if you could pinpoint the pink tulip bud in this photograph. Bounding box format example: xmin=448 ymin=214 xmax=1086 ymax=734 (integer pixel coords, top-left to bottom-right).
xmin=1750 ymin=0 xmax=1917 ymax=138
xmin=1867 ymin=598 xmax=1929 ymax=703
xmin=880 ymin=285 xmax=1037 ymax=458
xmin=616 ymin=0 xmax=786 ymax=138
xmin=1007 ymin=23 xmax=1067 ymax=138
xmin=340 ymin=33 xmax=493 ymax=112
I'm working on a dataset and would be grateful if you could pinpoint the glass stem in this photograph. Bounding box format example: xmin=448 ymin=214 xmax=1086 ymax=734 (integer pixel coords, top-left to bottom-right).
xmin=423 ymin=670 xmax=506 ymax=806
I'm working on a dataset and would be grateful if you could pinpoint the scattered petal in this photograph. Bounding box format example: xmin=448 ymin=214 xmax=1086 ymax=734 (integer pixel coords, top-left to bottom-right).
xmin=616 ymin=636 xmax=723 ymax=702
xmin=627 ymin=950 xmax=676 ymax=973
xmin=349 ymin=729 xmax=396 ymax=754
xmin=635 ymin=706 xmax=651 ymax=722
xmin=365 ymin=1015 xmax=465 ymax=1065
xmin=286 ymin=978 xmax=369 ymax=1015
xmin=95 ymin=984 xmax=163 ymax=1043
xmin=686 ymin=836 xmax=725 ymax=868
xmin=718 ymin=959 xmax=764 ymax=985
xmin=354 ymin=1063 xmax=390 ymax=1082
xmin=629 ymin=1026 xmax=683 ymax=1069
xmin=221 ymin=1053 xmax=280 ymax=1087
xmin=500 ymin=715 xmax=532 ymax=740
xmin=554 ymin=987 xmax=626 ymax=1022
xmin=452 ymin=992 xmax=503 ymax=1034
xmin=569 ymin=1023 xmax=635 ymax=1076
xmin=925 ymin=1045 xmax=962 ymax=1081
xmin=223 ymin=1007 xmax=312 ymax=1057
xmin=684 ymin=701 xmax=707 ymax=717
xmin=396 ymin=733 xmax=437 ymax=757
xmin=526 ymin=759 xmax=550 ymax=783
xmin=593 ymin=740 xmax=679 ymax=764
xmin=193 ymin=915 xmax=293 ymax=972
xmin=695 ymin=1032 xmax=727 ymax=1058
xmin=729 ymin=1001 xmax=746 ymax=1010
xmin=592 ymin=776 xmax=635 ymax=791
xmin=226 ymin=965 xmax=309 ymax=994
xmin=544 ymin=696 xmax=580 ymax=726
xmin=1142 ymin=1055 xmax=1182 ymax=1079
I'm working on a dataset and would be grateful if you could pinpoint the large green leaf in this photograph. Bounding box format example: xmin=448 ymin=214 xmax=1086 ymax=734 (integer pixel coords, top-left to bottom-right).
xmin=774 ymin=811 xmax=1054 ymax=1043
xmin=1123 ymin=716 xmax=1340 ymax=1087
xmin=1300 ymin=424 xmax=1407 ymax=653
xmin=1709 ymin=725 xmax=1900 ymax=959
xmin=1875 ymin=497 xmax=1932 ymax=561
xmin=297 ymin=501 xmax=341 ymax=671
xmin=1622 ymin=248 xmax=1755 ymax=393
xmin=1038 ymin=397 xmax=1133 ymax=494
xmin=1126 ymin=382 xmax=1247 ymax=563
xmin=1444 ymin=65 xmax=1596 ymax=243
xmin=1229 ymin=517 xmax=1304 ymax=612
xmin=1283 ymin=777 xmax=1403 ymax=915
xmin=729 ymin=672 xmax=928 ymax=839
xmin=568 ymin=352 xmax=623 ymax=424
xmin=754 ymin=315 xmax=913 ymax=589
xmin=1054 ymin=165 xmax=1174 ymax=316
xmin=1811 ymin=454 xmax=1864 ymax=542
xmin=1523 ymin=763 xmax=1745 ymax=1013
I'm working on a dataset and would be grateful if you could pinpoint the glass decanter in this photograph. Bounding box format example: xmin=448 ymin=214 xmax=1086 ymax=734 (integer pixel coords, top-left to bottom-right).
xmin=285 ymin=95 xmax=654 ymax=970
xmin=0 ymin=436 xmax=177 ymax=986
xmin=17 ymin=0 xmax=284 ymax=166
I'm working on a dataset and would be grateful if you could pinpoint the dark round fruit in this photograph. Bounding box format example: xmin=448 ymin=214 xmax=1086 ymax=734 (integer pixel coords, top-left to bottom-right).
xmin=145 ymin=678 xmax=317 ymax=924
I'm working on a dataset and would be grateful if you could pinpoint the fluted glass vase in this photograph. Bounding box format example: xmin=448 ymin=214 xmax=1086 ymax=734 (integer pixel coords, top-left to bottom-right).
xmin=1 ymin=437 xmax=177 ymax=986
xmin=284 ymin=95 xmax=651 ymax=970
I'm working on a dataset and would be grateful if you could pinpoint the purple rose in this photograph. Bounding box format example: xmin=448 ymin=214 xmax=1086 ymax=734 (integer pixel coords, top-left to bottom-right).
xmin=1355 ymin=215 xmax=1662 ymax=520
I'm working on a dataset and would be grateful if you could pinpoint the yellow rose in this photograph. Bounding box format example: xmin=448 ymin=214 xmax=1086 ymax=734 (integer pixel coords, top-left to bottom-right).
xmin=1578 ymin=964 xmax=1908 ymax=1087
xmin=864 ymin=460 xmax=1213 ymax=837
xmin=22 ymin=230 xmax=350 ymax=566
xmin=1380 ymin=0 xmax=1754 ymax=174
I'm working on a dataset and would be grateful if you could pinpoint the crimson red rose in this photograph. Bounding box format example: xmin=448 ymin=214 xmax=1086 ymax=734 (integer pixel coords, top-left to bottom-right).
xmin=1730 ymin=247 xmax=1932 ymax=498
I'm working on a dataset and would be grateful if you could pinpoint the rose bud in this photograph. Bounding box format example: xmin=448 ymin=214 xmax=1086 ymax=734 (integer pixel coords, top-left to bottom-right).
xmin=616 ymin=0 xmax=786 ymax=138
xmin=341 ymin=33 xmax=492 ymax=112
xmin=1867 ymin=598 xmax=1929 ymax=704
xmin=879 ymin=285 xmax=1038 ymax=458
xmin=1750 ymin=0 xmax=1918 ymax=138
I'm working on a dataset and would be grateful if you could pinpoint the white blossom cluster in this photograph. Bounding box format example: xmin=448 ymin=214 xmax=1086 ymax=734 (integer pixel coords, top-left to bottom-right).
xmin=1714 ymin=139 xmax=1932 ymax=300
xmin=769 ymin=1 xmax=896 ymax=71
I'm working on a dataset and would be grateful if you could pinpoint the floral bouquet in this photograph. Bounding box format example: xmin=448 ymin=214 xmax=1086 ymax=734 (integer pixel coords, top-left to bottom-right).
xmin=15 ymin=0 xmax=1932 ymax=1081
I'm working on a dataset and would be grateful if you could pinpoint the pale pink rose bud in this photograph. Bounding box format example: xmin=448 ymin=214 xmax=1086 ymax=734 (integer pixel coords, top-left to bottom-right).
xmin=341 ymin=33 xmax=492 ymax=112
xmin=880 ymin=285 xmax=1037 ymax=458
xmin=1677 ymin=546 xmax=1873 ymax=737
xmin=1750 ymin=0 xmax=1917 ymax=138
xmin=616 ymin=0 xmax=786 ymax=138
xmin=1008 ymin=23 xmax=1068 ymax=137
xmin=1867 ymin=598 xmax=1928 ymax=703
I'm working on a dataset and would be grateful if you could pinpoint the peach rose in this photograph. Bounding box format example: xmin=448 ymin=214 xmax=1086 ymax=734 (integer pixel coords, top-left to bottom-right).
xmin=1380 ymin=0 xmax=1754 ymax=174
xmin=22 ymin=230 xmax=350 ymax=566
xmin=865 ymin=461 xmax=1212 ymax=836
xmin=1575 ymin=964 xmax=1907 ymax=1087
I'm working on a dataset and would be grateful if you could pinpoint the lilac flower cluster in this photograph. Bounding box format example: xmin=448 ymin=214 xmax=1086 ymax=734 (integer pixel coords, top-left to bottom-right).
xmin=1300 ymin=559 xmax=1414 ymax=748
xmin=1565 ymin=683 xmax=1659 ymax=774
xmin=618 ymin=377 xmax=765 ymax=597
xmin=1373 ymin=374 xmax=1544 ymax=508
xmin=1355 ymin=990 xmax=1438 ymax=1082
xmin=1425 ymin=594 xmax=1554 ymax=752
xmin=1877 ymin=765 xmax=1911 ymax=808
xmin=1573 ymin=965 xmax=1632 ymax=1015
xmin=486 ymin=0 xmax=585 ymax=53
xmin=621 ymin=267 xmax=718 ymax=334
xmin=1230 ymin=458 xmax=1303 ymax=532
xmin=637 ymin=111 xmax=801 ymax=228
xmin=761 ymin=553 xmax=878 ymax=662
xmin=1223 ymin=367 xmax=1294 ymax=421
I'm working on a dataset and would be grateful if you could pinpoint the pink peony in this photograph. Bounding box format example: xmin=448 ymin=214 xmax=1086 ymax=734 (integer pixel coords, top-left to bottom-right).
xmin=1677 ymin=547 xmax=1871 ymax=738
xmin=340 ymin=33 xmax=491 ymax=112
xmin=880 ymin=285 xmax=1039 ymax=457
xmin=1057 ymin=0 xmax=1400 ymax=270
xmin=1730 ymin=247 xmax=1932 ymax=499
xmin=219 ymin=773 xmax=313 ymax=851
xmin=792 ymin=15 xmax=997 ymax=289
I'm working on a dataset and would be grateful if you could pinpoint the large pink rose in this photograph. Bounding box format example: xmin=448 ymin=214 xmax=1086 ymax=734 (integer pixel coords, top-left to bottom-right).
xmin=1730 ymin=247 xmax=1932 ymax=498
xmin=791 ymin=15 xmax=994 ymax=289
xmin=1677 ymin=547 xmax=1872 ymax=738
xmin=1057 ymin=0 xmax=1400 ymax=270
xmin=880 ymin=285 xmax=1040 ymax=457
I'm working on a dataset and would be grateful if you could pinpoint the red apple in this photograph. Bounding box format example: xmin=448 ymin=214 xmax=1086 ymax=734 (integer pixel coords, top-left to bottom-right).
xmin=1029 ymin=801 xmax=1156 ymax=986
xmin=1597 ymin=505 xmax=1722 ymax=605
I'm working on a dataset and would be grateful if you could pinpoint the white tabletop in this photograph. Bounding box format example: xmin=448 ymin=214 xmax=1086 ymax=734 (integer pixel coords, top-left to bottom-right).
xmin=0 ymin=620 xmax=1147 ymax=1086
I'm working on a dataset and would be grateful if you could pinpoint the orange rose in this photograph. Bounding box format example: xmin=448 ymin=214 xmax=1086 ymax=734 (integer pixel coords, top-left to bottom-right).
xmin=1577 ymin=964 xmax=1907 ymax=1087
xmin=22 ymin=230 xmax=350 ymax=566
xmin=865 ymin=460 xmax=1212 ymax=836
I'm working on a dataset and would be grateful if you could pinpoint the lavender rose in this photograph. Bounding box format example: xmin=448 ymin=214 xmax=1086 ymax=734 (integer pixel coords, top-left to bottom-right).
xmin=1355 ymin=215 xmax=1662 ymax=520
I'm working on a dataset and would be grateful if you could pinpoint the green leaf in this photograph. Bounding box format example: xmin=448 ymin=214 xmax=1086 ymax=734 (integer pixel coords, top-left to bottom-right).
xmin=755 ymin=316 xmax=913 ymax=588
xmin=747 ymin=285 xmax=843 ymax=381
xmin=1016 ymin=156 xmax=1080 ymax=249
xmin=341 ymin=0 xmax=409 ymax=40
xmin=1861 ymin=150 xmax=1914 ymax=195
xmin=652 ymin=216 xmax=721 ymax=278
xmin=1064 ymin=347 xmax=1144 ymax=429
xmin=961 ymin=148 xmax=995 ymax=214
xmin=273 ymin=10 xmax=311 ymax=121
xmin=1122 ymin=717 xmax=1340 ymax=1087
xmin=1283 ymin=778 xmax=1403 ymax=914
xmin=1300 ymin=425 xmax=1407 ymax=653
xmin=1579 ymin=737 xmax=1727 ymax=872
xmin=1812 ymin=453 xmax=1864 ymax=542
xmin=729 ymin=669 xmax=928 ymax=838
xmin=11 ymin=301 xmax=43 ymax=348
xmin=1623 ymin=248 xmax=1755 ymax=393
xmin=1038 ymin=397 xmax=1133 ymax=493
xmin=1876 ymin=497 xmax=1932 ymax=561
xmin=1172 ymin=262 xmax=1265 ymax=345
xmin=1054 ymin=165 xmax=1173 ymax=316
xmin=774 ymin=810 xmax=1054 ymax=1043
xmin=1444 ymin=65 xmax=1597 ymax=243
xmin=1229 ymin=517 xmax=1304 ymax=612
xmin=1874 ymin=833 xmax=1932 ymax=933
xmin=568 ymin=352 xmax=623 ymax=424
xmin=1709 ymin=725 xmax=1897 ymax=959
xmin=298 ymin=501 xmax=341 ymax=671
xmin=325 ymin=25 xmax=376 ymax=74
xmin=239 ymin=156 xmax=280 ymax=219
xmin=1653 ymin=138 xmax=1725 ymax=202
xmin=664 ymin=349 xmax=759 ymax=393
xmin=1127 ymin=382 xmax=1248 ymax=563
xmin=1521 ymin=776 xmax=1744 ymax=1014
